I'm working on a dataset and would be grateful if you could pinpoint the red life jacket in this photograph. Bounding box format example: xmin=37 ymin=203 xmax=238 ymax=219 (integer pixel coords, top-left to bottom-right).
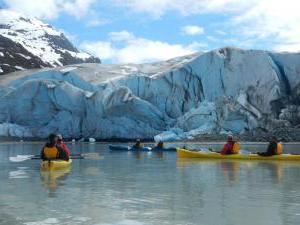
xmin=221 ymin=141 xmax=235 ymax=155
xmin=57 ymin=141 xmax=71 ymax=156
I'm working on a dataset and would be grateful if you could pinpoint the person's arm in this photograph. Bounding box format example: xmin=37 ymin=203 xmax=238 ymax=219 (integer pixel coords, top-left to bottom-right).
xmin=220 ymin=144 xmax=227 ymax=154
xmin=62 ymin=143 xmax=71 ymax=156
xmin=57 ymin=146 xmax=69 ymax=161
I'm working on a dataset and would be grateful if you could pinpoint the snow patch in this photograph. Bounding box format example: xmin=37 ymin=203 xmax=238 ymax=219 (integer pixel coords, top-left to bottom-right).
xmin=60 ymin=66 xmax=78 ymax=73
xmin=14 ymin=66 xmax=26 ymax=70
xmin=15 ymin=53 xmax=31 ymax=60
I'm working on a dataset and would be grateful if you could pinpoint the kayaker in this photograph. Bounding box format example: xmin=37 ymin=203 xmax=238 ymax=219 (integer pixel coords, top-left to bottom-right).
xmin=156 ymin=141 xmax=164 ymax=148
xmin=57 ymin=134 xmax=71 ymax=156
xmin=41 ymin=134 xmax=69 ymax=161
xmin=257 ymin=137 xmax=282 ymax=156
xmin=220 ymin=135 xmax=240 ymax=155
xmin=133 ymin=139 xmax=143 ymax=149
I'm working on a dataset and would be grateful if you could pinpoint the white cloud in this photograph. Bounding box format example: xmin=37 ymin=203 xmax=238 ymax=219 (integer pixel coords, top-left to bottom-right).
xmin=229 ymin=0 xmax=300 ymax=51
xmin=3 ymin=0 xmax=60 ymax=19
xmin=3 ymin=0 xmax=96 ymax=19
xmin=206 ymin=36 xmax=218 ymax=42
xmin=80 ymin=31 xmax=204 ymax=63
xmin=113 ymin=0 xmax=250 ymax=18
xmin=273 ymin=43 xmax=300 ymax=53
xmin=82 ymin=41 xmax=115 ymax=59
xmin=109 ymin=31 xmax=135 ymax=42
xmin=63 ymin=0 xmax=96 ymax=19
xmin=4 ymin=0 xmax=300 ymax=52
xmin=182 ymin=25 xmax=204 ymax=36
xmin=113 ymin=0 xmax=300 ymax=52
xmin=86 ymin=18 xmax=109 ymax=27
xmin=215 ymin=30 xmax=227 ymax=36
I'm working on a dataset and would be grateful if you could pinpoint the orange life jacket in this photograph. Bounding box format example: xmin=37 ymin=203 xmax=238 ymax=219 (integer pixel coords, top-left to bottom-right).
xmin=232 ymin=142 xmax=241 ymax=154
xmin=43 ymin=146 xmax=59 ymax=159
xmin=275 ymin=143 xmax=283 ymax=155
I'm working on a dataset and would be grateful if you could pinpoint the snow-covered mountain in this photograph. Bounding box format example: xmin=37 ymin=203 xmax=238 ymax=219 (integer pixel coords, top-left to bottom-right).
xmin=0 ymin=9 xmax=100 ymax=75
xmin=0 ymin=47 xmax=299 ymax=140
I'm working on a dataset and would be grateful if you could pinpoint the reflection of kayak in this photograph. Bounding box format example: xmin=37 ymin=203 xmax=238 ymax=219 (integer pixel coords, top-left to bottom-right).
xmin=40 ymin=159 xmax=73 ymax=170
xmin=109 ymin=145 xmax=176 ymax=151
xmin=177 ymin=148 xmax=300 ymax=161
xmin=41 ymin=167 xmax=71 ymax=191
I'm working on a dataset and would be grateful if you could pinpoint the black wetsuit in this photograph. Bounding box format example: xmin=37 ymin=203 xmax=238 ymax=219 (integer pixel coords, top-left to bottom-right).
xmin=258 ymin=141 xmax=277 ymax=156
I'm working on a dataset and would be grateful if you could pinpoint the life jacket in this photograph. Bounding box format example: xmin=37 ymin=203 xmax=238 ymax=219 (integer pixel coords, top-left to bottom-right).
xmin=232 ymin=142 xmax=241 ymax=154
xmin=221 ymin=141 xmax=240 ymax=154
xmin=58 ymin=141 xmax=71 ymax=156
xmin=275 ymin=143 xmax=283 ymax=155
xmin=43 ymin=146 xmax=59 ymax=159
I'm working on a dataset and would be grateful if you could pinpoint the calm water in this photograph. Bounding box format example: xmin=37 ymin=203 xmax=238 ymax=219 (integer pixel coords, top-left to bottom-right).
xmin=0 ymin=143 xmax=300 ymax=225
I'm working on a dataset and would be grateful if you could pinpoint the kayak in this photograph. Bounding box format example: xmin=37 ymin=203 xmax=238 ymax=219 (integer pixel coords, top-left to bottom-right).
xmin=109 ymin=145 xmax=176 ymax=152
xmin=177 ymin=148 xmax=300 ymax=161
xmin=109 ymin=145 xmax=151 ymax=151
xmin=40 ymin=159 xmax=72 ymax=170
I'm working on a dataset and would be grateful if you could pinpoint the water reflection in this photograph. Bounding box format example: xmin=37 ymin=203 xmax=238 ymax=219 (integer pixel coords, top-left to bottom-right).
xmin=177 ymin=159 xmax=300 ymax=185
xmin=1 ymin=143 xmax=300 ymax=225
xmin=128 ymin=151 xmax=165 ymax=160
xmin=40 ymin=168 xmax=71 ymax=197
xmin=220 ymin=161 xmax=240 ymax=183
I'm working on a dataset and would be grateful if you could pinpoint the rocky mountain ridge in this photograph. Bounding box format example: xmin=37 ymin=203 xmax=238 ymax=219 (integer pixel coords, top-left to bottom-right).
xmin=0 ymin=9 xmax=100 ymax=75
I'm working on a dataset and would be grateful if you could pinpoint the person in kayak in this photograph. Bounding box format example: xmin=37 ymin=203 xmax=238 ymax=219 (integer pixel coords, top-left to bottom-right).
xmin=220 ymin=135 xmax=240 ymax=155
xmin=41 ymin=134 xmax=69 ymax=161
xmin=57 ymin=134 xmax=71 ymax=156
xmin=156 ymin=141 xmax=164 ymax=149
xmin=257 ymin=137 xmax=282 ymax=156
xmin=133 ymin=139 xmax=144 ymax=149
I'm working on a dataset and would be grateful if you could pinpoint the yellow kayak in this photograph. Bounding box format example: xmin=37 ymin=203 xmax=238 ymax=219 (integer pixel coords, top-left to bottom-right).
xmin=40 ymin=159 xmax=72 ymax=170
xmin=177 ymin=148 xmax=300 ymax=161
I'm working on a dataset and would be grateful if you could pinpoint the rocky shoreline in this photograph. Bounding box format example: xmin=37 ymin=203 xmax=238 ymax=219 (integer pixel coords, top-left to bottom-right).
xmin=1 ymin=128 xmax=300 ymax=143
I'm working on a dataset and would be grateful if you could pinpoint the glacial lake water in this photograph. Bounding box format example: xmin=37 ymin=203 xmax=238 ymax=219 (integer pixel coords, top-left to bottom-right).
xmin=0 ymin=142 xmax=300 ymax=225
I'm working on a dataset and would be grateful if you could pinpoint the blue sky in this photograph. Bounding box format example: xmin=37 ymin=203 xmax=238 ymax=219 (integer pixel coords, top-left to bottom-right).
xmin=1 ymin=0 xmax=300 ymax=64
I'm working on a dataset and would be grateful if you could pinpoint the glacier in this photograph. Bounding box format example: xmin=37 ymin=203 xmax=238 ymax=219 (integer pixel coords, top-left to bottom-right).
xmin=0 ymin=47 xmax=299 ymax=140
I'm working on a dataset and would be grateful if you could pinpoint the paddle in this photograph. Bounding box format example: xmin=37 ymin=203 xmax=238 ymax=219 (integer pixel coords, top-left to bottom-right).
xmin=9 ymin=153 xmax=100 ymax=162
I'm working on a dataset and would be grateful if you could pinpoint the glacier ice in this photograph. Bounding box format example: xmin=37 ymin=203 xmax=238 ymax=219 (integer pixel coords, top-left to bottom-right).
xmin=0 ymin=47 xmax=299 ymax=140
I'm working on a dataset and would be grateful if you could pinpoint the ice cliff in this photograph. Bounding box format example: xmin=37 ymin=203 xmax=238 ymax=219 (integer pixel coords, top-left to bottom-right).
xmin=0 ymin=47 xmax=299 ymax=140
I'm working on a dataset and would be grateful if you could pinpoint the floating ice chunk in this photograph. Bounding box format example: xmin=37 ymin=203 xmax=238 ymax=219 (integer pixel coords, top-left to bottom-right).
xmin=89 ymin=138 xmax=96 ymax=143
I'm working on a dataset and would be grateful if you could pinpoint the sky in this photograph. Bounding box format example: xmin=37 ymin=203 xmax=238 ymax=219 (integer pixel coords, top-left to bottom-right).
xmin=1 ymin=0 xmax=300 ymax=64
